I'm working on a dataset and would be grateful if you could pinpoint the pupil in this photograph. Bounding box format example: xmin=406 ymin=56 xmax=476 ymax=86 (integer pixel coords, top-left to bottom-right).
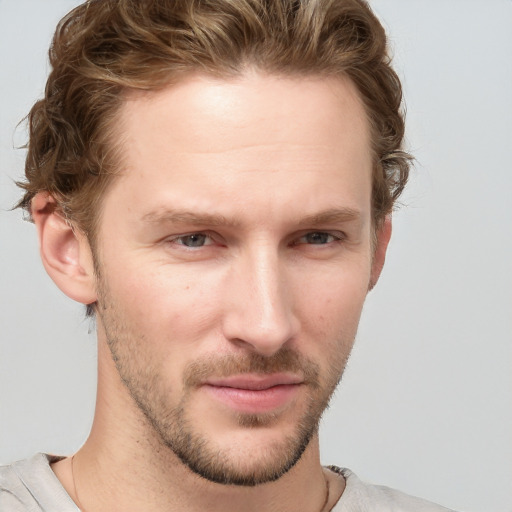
xmin=308 ymin=232 xmax=329 ymax=244
xmin=185 ymin=234 xmax=206 ymax=247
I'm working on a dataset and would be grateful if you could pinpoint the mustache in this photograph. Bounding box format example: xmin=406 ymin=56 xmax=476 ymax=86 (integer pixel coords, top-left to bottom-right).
xmin=183 ymin=348 xmax=320 ymax=388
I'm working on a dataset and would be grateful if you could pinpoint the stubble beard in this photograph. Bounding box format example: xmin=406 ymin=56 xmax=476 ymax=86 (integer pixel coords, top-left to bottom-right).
xmin=96 ymin=279 xmax=348 ymax=487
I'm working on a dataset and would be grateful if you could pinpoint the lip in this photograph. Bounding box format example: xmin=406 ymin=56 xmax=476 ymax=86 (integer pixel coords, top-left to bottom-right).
xmin=205 ymin=373 xmax=304 ymax=390
xmin=202 ymin=373 xmax=304 ymax=414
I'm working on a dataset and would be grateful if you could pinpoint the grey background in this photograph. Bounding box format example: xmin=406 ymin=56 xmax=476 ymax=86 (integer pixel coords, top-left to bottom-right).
xmin=1 ymin=1 xmax=511 ymax=511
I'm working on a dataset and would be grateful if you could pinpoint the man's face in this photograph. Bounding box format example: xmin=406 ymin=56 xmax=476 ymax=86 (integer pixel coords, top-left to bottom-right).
xmin=93 ymin=72 xmax=377 ymax=485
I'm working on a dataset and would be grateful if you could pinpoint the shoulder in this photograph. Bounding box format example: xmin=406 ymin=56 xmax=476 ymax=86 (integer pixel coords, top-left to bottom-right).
xmin=0 ymin=454 xmax=77 ymax=512
xmin=328 ymin=466 xmax=456 ymax=512
xmin=0 ymin=455 xmax=44 ymax=511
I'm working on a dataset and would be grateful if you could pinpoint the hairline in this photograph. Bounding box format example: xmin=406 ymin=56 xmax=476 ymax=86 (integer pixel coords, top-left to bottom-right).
xmin=84 ymin=67 xmax=384 ymax=251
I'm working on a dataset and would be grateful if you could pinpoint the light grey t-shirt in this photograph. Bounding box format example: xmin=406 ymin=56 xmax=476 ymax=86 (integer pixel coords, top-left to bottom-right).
xmin=0 ymin=454 xmax=455 ymax=511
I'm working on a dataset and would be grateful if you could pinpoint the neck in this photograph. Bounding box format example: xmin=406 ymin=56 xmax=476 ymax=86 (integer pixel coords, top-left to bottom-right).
xmin=70 ymin=432 xmax=329 ymax=512
xmin=53 ymin=339 xmax=338 ymax=512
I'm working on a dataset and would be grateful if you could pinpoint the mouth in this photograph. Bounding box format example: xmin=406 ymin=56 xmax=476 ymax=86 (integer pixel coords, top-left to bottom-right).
xmin=201 ymin=373 xmax=304 ymax=414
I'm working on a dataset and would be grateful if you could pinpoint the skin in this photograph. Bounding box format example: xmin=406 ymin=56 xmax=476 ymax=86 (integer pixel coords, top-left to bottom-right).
xmin=33 ymin=71 xmax=391 ymax=512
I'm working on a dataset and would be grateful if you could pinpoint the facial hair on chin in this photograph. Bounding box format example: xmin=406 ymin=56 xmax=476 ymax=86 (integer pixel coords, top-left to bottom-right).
xmin=136 ymin=351 xmax=342 ymax=486
xmin=97 ymin=281 xmax=346 ymax=486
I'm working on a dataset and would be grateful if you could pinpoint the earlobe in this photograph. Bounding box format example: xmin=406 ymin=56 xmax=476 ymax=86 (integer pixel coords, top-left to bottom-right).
xmin=369 ymin=215 xmax=392 ymax=291
xmin=32 ymin=192 xmax=97 ymax=305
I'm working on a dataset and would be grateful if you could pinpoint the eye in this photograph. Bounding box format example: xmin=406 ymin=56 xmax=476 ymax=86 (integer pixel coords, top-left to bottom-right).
xmin=296 ymin=231 xmax=342 ymax=245
xmin=172 ymin=233 xmax=213 ymax=248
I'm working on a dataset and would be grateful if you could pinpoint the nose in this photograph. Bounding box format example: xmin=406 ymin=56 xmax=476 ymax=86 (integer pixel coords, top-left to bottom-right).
xmin=221 ymin=245 xmax=299 ymax=357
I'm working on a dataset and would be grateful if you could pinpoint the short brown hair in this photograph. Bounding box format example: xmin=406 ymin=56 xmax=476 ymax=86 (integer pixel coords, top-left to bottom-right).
xmin=17 ymin=0 xmax=411 ymax=238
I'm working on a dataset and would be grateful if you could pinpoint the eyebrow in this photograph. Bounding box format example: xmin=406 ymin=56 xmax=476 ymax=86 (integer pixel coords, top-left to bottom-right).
xmin=140 ymin=207 xmax=361 ymax=228
xmin=141 ymin=209 xmax=239 ymax=227
xmin=297 ymin=207 xmax=362 ymax=226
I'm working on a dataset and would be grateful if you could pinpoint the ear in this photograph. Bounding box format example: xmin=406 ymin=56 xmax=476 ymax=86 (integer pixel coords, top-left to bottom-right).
xmin=32 ymin=192 xmax=97 ymax=305
xmin=369 ymin=215 xmax=392 ymax=291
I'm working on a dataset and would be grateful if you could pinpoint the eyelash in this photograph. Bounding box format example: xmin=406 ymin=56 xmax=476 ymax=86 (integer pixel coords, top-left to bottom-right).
xmin=293 ymin=232 xmax=344 ymax=246
xmin=168 ymin=231 xmax=345 ymax=249
xmin=171 ymin=233 xmax=215 ymax=248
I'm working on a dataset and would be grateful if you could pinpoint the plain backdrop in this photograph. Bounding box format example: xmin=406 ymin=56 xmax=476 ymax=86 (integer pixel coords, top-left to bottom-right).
xmin=1 ymin=1 xmax=511 ymax=511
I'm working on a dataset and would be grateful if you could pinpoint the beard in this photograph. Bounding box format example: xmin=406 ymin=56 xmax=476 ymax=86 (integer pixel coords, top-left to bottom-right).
xmin=96 ymin=277 xmax=348 ymax=487
xmin=139 ymin=351 xmax=339 ymax=486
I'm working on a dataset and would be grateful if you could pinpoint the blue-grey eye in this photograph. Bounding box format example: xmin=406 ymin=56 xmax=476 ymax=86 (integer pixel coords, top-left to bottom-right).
xmin=177 ymin=233 xmax=209 ymax=247
xmin=302 ymin=232 xmax=334 ymax=244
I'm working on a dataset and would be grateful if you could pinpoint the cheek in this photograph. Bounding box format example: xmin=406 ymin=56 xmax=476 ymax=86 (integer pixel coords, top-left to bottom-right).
xmin=295 ymin=263 xmax=370 ymax=352
xmin=297 ymin=261 xmax=370 ymax=318
xmin=104 ymin=262 xmax=222 ymax=341
xmin=306 ymin=291 xmax=366 ymax=343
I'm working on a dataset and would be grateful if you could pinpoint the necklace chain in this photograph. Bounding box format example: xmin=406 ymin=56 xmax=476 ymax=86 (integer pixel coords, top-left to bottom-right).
xmin=71 ymin=455 xmax=86 ymax=512
xmin=320 ymin=473 xmax=331 ymax=512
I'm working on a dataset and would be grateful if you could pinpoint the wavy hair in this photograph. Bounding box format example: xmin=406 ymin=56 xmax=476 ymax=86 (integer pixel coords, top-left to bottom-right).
xmin=17 ymin=0 xmax=411 ymax=239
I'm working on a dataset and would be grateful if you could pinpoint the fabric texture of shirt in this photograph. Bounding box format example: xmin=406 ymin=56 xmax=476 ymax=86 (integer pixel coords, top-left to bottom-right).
xmin=0 ymin=453 xmax=455 ymax=511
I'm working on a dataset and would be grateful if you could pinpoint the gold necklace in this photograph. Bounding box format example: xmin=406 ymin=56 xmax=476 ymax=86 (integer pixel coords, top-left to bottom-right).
xmin=71 ymin=455 xmax=87 ymax=512
xmin=320 ymin=473 xmax=331 ymax=512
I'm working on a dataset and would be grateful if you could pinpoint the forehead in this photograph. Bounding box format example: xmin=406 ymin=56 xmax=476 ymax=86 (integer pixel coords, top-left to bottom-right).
xmin=102 ymin=72 xmax=372 ymax=227
xmin=119 ymin=71 xmax=370 ymax=159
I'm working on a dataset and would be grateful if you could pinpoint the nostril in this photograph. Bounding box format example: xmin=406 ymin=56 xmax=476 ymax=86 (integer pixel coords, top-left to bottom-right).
xmin=223 ymin=312 xmax=298 ymax=357
xmin=221 ymin=252 xmax=298 ymax=355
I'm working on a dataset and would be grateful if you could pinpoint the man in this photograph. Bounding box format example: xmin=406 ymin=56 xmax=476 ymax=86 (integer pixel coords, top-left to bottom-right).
xmin=0 ymin=0 xmax=456 ymax=510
